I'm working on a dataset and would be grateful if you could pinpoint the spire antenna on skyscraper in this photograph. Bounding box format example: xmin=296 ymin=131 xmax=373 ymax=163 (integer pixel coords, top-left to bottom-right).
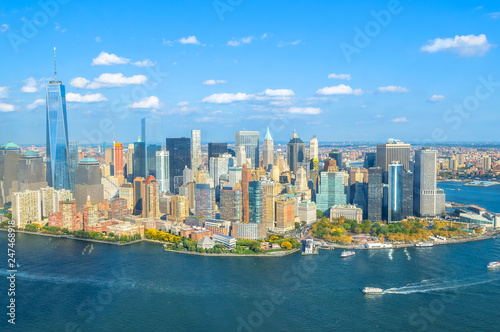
xmin=54 ymin=47 xmax=57 ymax=81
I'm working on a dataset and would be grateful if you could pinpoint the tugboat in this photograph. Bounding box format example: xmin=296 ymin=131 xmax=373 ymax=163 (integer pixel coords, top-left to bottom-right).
xmin=340 ymin=250 xmax=355 ymax=258
xmin=362 ymin=287 xmax=383 ymax=295
xmin=487 ymin=261 xmax=500 ymax=269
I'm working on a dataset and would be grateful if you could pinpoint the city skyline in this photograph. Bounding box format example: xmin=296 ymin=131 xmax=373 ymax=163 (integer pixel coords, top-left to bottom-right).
xmin=1 ymin=1 xmax=500 ymax=144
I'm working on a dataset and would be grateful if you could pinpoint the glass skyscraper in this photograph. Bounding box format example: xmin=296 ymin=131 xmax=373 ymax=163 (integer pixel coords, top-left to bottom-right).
xmin=141 ymin=117 xmax=162 ymax=178
xmin=388 ymin=162 xmax=403 ymax=223
xmin=248 ymin=181 xmax=262 ymax=224
xmin=166 ymin=137 xmax=191 ymax=193
xmin=315 ymin=171 xmax=346 ymax=213
xmin=46 ymin=62 xmax=71 ymax=190
xmin=235 ymin=131 xmax=259 ymax=169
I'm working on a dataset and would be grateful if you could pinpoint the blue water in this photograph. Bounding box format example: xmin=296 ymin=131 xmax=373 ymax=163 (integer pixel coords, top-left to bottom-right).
xmin=438 ymin=181 xmax=500 ymax=213
xmin=1 ymin=232 xmax=500 ymax=331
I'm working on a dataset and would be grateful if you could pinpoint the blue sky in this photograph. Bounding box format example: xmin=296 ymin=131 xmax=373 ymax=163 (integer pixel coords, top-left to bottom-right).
xmin=0 ymin=0 xmax=499 ymax=145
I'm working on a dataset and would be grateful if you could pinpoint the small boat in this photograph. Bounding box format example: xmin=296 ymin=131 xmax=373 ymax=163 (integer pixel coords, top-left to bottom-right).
xmin=16 ymin=262 xmax=20 ymax=268
xmin=340 ymin=250 xmax=355 ymax=258
xmin=487 ymin=261 xmax=500 ymax=269
xmin=362 ymin=287 xmax=383 ymax=294
xmin=455 ymin=189 xmax=461 ymax=191
xmin=415 ymin=242 xmax=434 ymax=247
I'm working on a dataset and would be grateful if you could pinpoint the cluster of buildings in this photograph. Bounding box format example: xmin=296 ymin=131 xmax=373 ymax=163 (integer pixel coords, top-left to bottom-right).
xmin=3 ymin=63 xmax=499 ymax=242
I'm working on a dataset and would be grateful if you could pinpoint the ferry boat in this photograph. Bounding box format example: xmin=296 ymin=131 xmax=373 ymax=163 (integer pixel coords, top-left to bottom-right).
xmin=415 ymin=242 xmax=434 ymax=247
xmin=487 ymin=261 xmax=500 ymax=269
xmin=362 ymin=287 xmax=383 ymax=295
xmin=340 ymin=250 xmax=355 ymax=258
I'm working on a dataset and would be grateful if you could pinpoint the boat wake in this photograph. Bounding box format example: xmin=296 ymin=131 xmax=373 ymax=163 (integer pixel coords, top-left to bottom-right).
xmin=384 ymin=276 xmax=500 ymax=294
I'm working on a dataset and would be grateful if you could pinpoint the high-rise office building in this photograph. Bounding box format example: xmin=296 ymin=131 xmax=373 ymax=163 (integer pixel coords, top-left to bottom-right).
xmin=402 ymin=170 xmax=413 ymax=218
xmin=287 ymin=130 xmax=306 ymax=174
xmin=126 ymin=143 xmax=134 ymax=182
xmin=248 ymin=181 xmax=262 ymax=224
xmin=144 ymin=175 xmax=160 ymax=218
xmin=209 ymin=156 xmax=229 ymax=188
xmin=275 ymin=196 xmax=295 ymax=233
xmin=241 ymin=164 xmax=252 ymax=222
xmin=367 ymin=167 xmax=383 ymax=221
xmin=133 ymin=177 xmax=146 ymax=215
xmin=235 ymin=131 xmax=259 ymax=169
xmin=46 ymin=49 xmax=71 ymax=190
xmin=208 ymin=142 xmax=227 ymax=159
xmin=364 ymin=152 xmax=376 ymax=169
xmin=315 ymin=171 xmax=346 ymax=213
xmin=133 ymin=137 xmax=146 ymax=179
xmin=387 ymin=161 xmax=403 ymax=223
xmin=376 ymin=139 xmax=410 ymax=182
xmin=142 ymin=118 xmax=162 ymax=178
xmin=220 ymin=187 xmax=242 ymax=222
xmin=414 ymin=148 xmax=445 ymax=217
xmin=309 ymin=136 xmax=318 ymax=161
xmin=263 ymin=127 xmax=274 ymax=169
xmin=0 ymin=141 xmax=21 ymax=206
xmin=166 ymin=137 xmax=191 ymax=193
xmin=191 ymin=130 xmax=202 ymax=171
xmin=236 ymin=145 xmax=246 ymax=166
xmin=74 ymin=158 xmax=104 ymax=213
xmin=328 ymin=150 xmax=343 ymax=170
xmin=16 ymin=151 xmax=47 ymax=193
xmin=155 ymin=151 xmax=169 ymax=194
xmin=69 ymin=141 xmax=78 ymax=192
xmin=113 ymin=142 xmax=124 ymax=177
xmin=194 ymin=183 xmax=215 ymax=219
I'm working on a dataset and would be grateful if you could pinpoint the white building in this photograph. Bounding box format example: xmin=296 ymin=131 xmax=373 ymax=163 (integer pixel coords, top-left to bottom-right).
xmin=12 ymin=190 xmax=42 ymax=228
xmin=156 ymin=150 xmax=170 ymax=193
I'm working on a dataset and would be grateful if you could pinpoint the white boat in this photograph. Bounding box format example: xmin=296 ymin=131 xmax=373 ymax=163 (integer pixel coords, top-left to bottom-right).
xmin=415 ymin=242 xmax=434 ymax=247
xmin=362 ymin=287 xmax=383 ymax=294
xmin=487 ymin=261 xmax=500 ymax=269
xmin=340 ymin=250 xmax=355 ymax=258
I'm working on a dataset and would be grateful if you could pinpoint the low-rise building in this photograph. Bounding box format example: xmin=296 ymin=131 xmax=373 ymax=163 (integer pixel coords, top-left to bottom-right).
xmin=212 ymin=233 xmax=237 ymax=249
xmin=231 ymin=222 xmax=266 ymax=240
xmin=197 ymin=236 xmax=215 ymax=249
xmin=298 ymin=200 xmax=316 ymax=224
xmin=330 ymin=204 xmax=363 ymax=223
xmin=459 ymin=213 xmax=495 ymax=228
xmin=204 ymin=219 xmax=231 ymax=236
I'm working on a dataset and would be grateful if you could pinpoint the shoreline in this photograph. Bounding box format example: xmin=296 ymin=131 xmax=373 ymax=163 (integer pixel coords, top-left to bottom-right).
xmin=162 ymin=247 xmax=301 ymax=257
xmin=326 ymin=233 xmax=497 ymax=250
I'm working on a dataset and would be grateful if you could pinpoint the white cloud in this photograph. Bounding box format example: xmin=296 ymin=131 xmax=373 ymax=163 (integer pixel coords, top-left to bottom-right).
xmin=66 ymin=93 xmax=107 ymax=103
xmin=27 ymin=98 xmax=45 ymax=110
xmin=202 ymin=92 xmax=251 ymax=104
xmin=428 ymin=94 xmax=446 ymax=102
xmin=69 ymin=77 xmax=90 ymax=88
xmin=179 ymin=36 xmax=200 ymax=45
xmin=286 ymin=107 xmax=322 ymax=115
xmin=85 ymin=73 xmax=147 ymax=89
xmin=177 ymin=101 xmax=189 ymax=106
xmin=488 ymin=12 xmax=500 ymax=19
xmin=127 ymin=96 xmax=160 ymax=109
xmin=269 ymin=100 xmax=293 ymax=106
xmin=0 ymin=103 xmax=15 ymax=112
xmin=132 ymin=59 xmax=155 ymax=67
xmin=261 ymin=33 xmax=268 ymax=39
xmin=0 ymin=24 xmax=8 ymax=32
xmin=92 ymin=52 xmax=129 ymax=66
xmin=196 ymin=116 xmax=215 ymax=123
xmin=21 ymin=77 xmax=39 ymax=93
xmin=277 ymin=40 xmax=301 ymax=47
xmin=202 ymin=79 xmax=226 ymax=85
xmin=0 ymin=86 xmax=8 ymax=98
xmin=375 ymin=114 xmax=384 ymax=118
xmin=377 ymin=85 xmax=409 ymax=93
xmin=95 ymin=36 xmax=101 ymax=43
xmin=263 ymin=88 xmax=294 ymax=97
xmin=316 ymin=84 xmax=363 ymax=95
xmin=227 ymin=36 xmax=254 ymax=47
xmin=163 ymin=39 xmax=173 ymax=46
xmin=328 ymin=73 xmax=351 ymax=80
xmin=421 ymin=34 xmax=493 ymax=57
xmin=391 ymin=117 xmax=408 ymax=123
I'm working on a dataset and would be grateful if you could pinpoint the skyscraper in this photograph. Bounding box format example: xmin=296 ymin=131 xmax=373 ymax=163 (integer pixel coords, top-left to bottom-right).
xmin=287 ymin=130 xmax=306 ymax=174
xmin=414 ymin=148 xmax=445 ymax=217
xmin=248 ymin=181 xmax=263 ymax=224
xmin=46 ymin=48 xmax=71 ymax=190
xmin=316 ymin=171 xmax=346 ymax=213
xmin=220 ymin=187 xmax=242 ymax=222
xmin=367 ymin=167 xmax=383 ymax=221
xmin=364 ymin=152 xmax=376 ymax=169
xmin=263 ymin=127 xmax=274 ymax=169
xmin=133 ymin=137 xmax=146 ymax=179
xmin=235 ymin=131 xmax=259 ymax=169
xmin=191 ymin=130 xmax=202 ymax=171
xmin=144 ymin=175 xmax=160 ymax=218
xmin=166 ymin=137 xmax=191 ymax=193
xmin=142 ymin=117 xmax=162 ymax=177
xmin=69 ymin=141 xmax=78 ymax=193
xmin=194 ymin=183 xmax=215 ymax=219
xmin=113 ymin=141 xmax=124 ymax=177
xmin=328 ymin=150 xmax=343 ymax=170
xmin=155 ymin=151 xmax=169 ymax=194
xmin=16 ymin=151 xmax=47 ymax=192
xmin=126 ymin=143 xmax=134 ymax=182
xmin=309 ymin=136 xmax=318 ymax=161
xmin=241 ymin=164 xmax=252 ymax=222
xmin=74 ymin=158 xmax=104 ymax=213
xmin=387 ymin=161 xmax=403 ymax=223
xmin=376 ymin=139 xmax=410 ymax=182
xmin=208 ymin=142 xmax=228 ymax=159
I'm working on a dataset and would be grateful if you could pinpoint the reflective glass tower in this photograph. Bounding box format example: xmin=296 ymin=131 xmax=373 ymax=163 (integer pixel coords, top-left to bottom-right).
xmin=141 ymin=117 xmax=162 ymax=178
xmin=46 ymin=47 xmax=71 ymax=190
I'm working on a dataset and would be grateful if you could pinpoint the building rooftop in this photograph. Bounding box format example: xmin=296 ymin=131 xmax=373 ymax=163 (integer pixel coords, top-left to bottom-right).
xmin=80 ymin=157 xmax=98 ymax=163
xmin=2 ymin=141 xmax=19 ymax=149
xmin=22 ymin=150 xmax=39 ymax=157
